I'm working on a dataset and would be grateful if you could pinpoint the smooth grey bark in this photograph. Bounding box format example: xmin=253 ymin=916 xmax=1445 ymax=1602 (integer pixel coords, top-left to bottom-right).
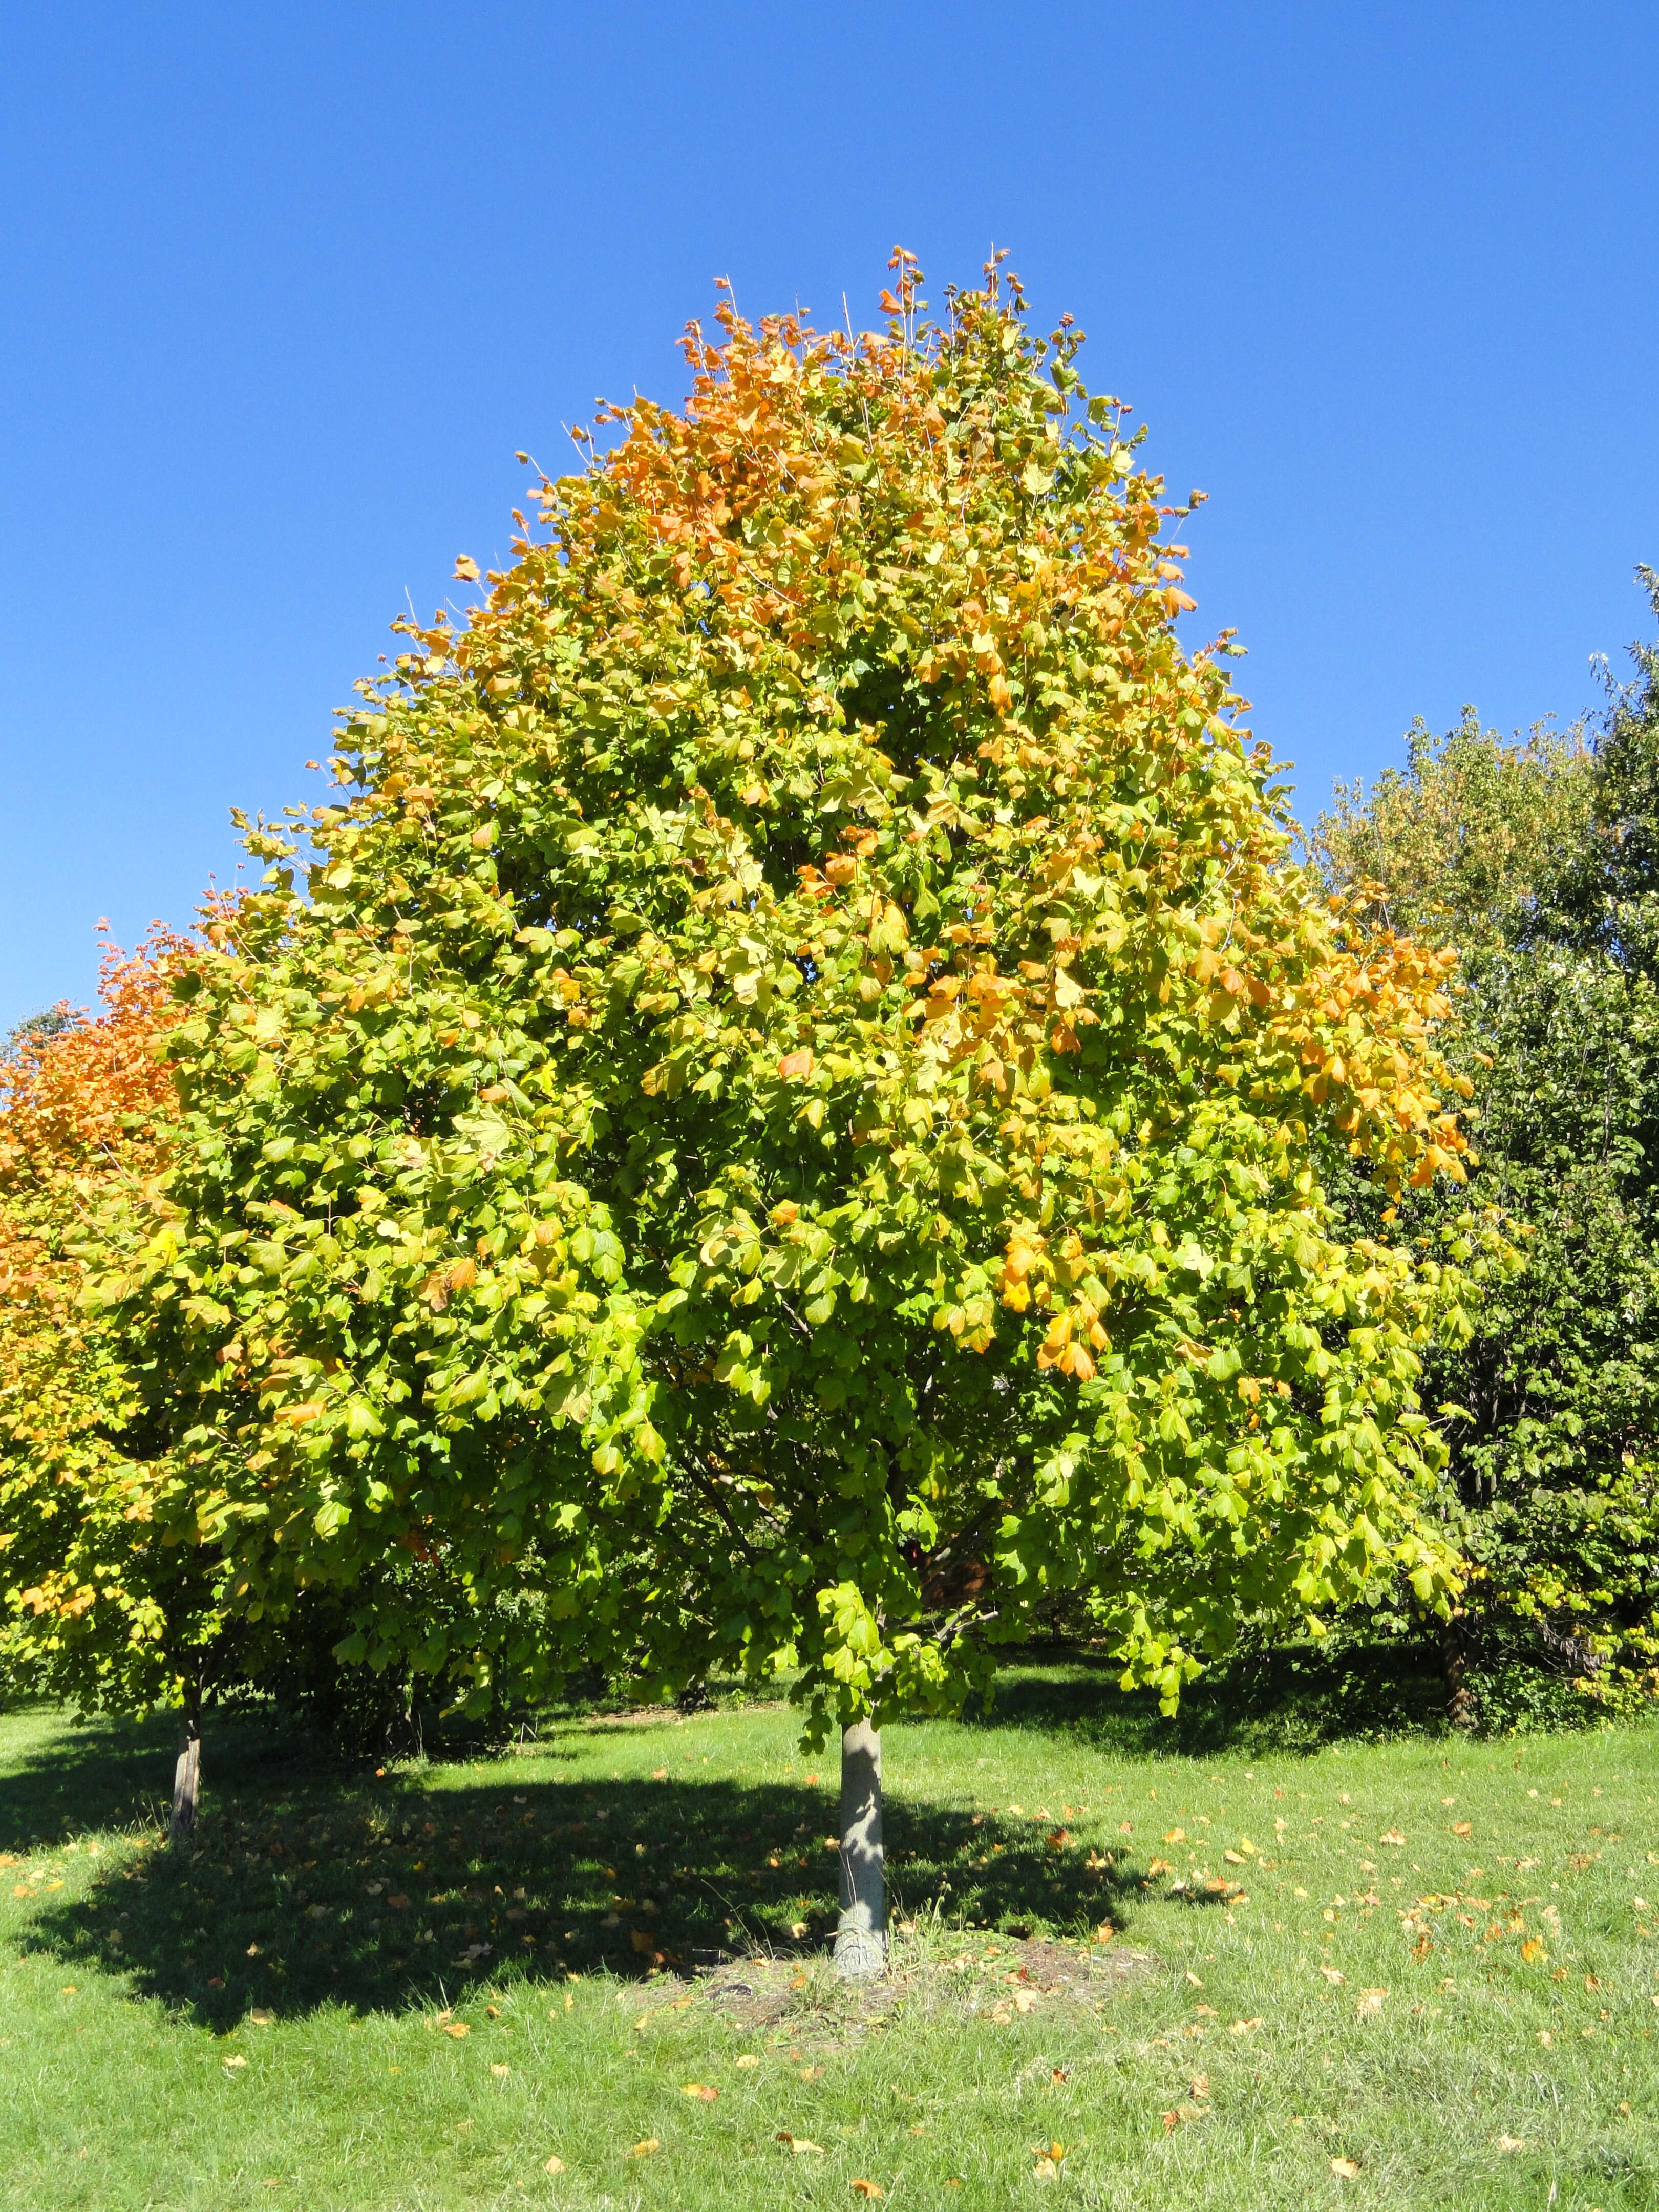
xmin=832 ymin=1718 xmax=885 ymax=1977
xmin=168 ymin=1686 xmax=201 ymax=1847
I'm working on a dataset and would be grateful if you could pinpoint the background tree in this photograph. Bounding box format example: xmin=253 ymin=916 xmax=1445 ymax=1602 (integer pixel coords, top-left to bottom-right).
xmin=0 ymin=933 xmax=230 ymax=1838
xmin=116 ymin=254 xmax=1472 ymax=1967
xmin=1313 ymin=597 xmax=1659 ymax=1722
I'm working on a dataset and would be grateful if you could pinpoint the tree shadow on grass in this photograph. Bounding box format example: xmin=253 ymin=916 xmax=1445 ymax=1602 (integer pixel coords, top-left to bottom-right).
xmin=964 ymin=1636 xmax=1451 ymax=1758
xmin=11 ymin=1713 xmax=1148 ymax=2034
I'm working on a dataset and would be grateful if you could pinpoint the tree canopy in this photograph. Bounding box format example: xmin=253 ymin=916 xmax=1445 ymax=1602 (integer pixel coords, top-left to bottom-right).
xmin=0 ymin=933 xmax=229 ymax=1719
xmin=73 ymin=254 xmax=1475 ymax=1749
xmin=1313 ymin=588 xmax=1659 ymax=1716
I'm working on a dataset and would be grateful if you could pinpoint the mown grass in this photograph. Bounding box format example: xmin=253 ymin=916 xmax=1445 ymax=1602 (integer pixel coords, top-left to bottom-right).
xmin=1 ymin=1656 xmax=1655 ymax=2210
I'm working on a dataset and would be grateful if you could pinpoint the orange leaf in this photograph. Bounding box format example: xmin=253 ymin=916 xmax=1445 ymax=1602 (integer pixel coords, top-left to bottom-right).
xmin=777 ymin=1049 xmax=814 ymax=1082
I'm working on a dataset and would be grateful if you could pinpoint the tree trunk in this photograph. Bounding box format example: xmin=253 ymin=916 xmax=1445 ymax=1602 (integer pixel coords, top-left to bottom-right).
xmin=1442 ymin=1612 xmax=1475 ymax=1732
xmin=832 ymin=1718 xmax=885 ymax=1977
xmin=169 ymin=1684 xmax=202 ymax=1847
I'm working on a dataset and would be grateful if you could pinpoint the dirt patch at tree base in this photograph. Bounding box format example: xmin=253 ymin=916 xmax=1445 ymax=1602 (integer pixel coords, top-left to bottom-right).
xmin=621 ymin=1932 xmax=1156 ymax=2043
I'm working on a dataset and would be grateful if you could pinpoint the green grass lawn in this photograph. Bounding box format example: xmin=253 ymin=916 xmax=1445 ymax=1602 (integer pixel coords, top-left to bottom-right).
xmin=1 ymin=1660 xmax=1656 ymax=2210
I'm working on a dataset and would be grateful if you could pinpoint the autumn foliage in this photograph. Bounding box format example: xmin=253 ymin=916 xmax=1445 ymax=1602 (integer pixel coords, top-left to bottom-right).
xmin=0 ymin=932 xmax=229 ymax=1711
xmin=11 ymin=254 xmax=1479 ymax=1741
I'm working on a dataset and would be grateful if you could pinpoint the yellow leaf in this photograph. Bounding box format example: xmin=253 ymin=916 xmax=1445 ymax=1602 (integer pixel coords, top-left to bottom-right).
xmin=1331 ymin=2158 xmax=1360 ymax=2179
xmin=1496 ymin=2135 xmax=1527 ymax=2153
xmin=800 ymin=2064 xmax=824 ymax=2080
xmin=1521 ymin=1938 xmax=1547 ymax=1963
xmin=491 ymin=2062 xmax=510 ymax=2077
xmin=736 ymin=2053 xmax=760 ymax=2068
xmin=544 ymin=2155 xmax=565 ymax=2174
xmin=777 ymin=2133 xmax=824 ymax=2154
xmin=852 ymin=2185 xmax=884 ymax=2201
xmin=1356 ymin=1988 xmax=1386 ymax=2017
xmin=628 ymin=2137 xmax=660 ymax=2158
xmin=1379 ymin=1830 xmax=1406 ymax=1847
xmin=454 ymin=556 xmax=481 ymax=581
xmin=683 ymin=2083 xmax=718 ymax=2100
xmin=1228 ymin=2017 xmax=1262 ymax=2034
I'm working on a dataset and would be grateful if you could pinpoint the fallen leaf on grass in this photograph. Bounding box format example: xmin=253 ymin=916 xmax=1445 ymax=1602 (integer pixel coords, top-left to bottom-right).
xmin=1223 ymin=1849 xmax=1246 ymax=1865
xmin=1496 ymin=2135 xmax=1527 ymax=2153
xmin=1379 ymin=1831 xmax=1406 ymax=1847
xmin=800 ymin=2065 xmax=824 ymax=2080
xmin=442 ymin=2023 xmax=469 ymax=2039
xmin=777 ymin=2133 xmax=824 ymax=2154
xmin=683 ymin=2083 xmax=718 ymax=2100
xmin=491 ymin=2062 xmax=511 ymax=2077
xmin=1452 ymin=1822 xmax=1472 ymax=1837
xmin=223 ymin=2055 xmax=247 ymax=2070
xmin=1331 ymin=2157 xmax=1360 ymax=2179
xmin=651 ymin=1767 xmax=668 ymax=1779
xmin=1162 ymin=2104 xmax=1206 ymax=2130
xmin=1521 ymin=1939 xmax=1547 ymax=1963
xmin=628 ymin=2138 xmax=660 ymax=2158
xmin=543 ymin=2155 xmax=565 ymax=2174
xmin=1320 ymin=1967 xmax=1345 ymax=1985
xmin=736 ymin=2053 xmax=760 ymax=2068
xmin=249 ymin=2009 xmax=274 ymax=2026
xmin=851 ymin=2184 xmax=884 ymax=2200
xmin=1228 ymin=2017 xmax=1263 ymax=2035
xmin=1356 ymin=1989 xmax=1387 ymax=2017
xmin=1164 ymin=1828 xmax=1187 ymax=1845
xmin=1051 ymin=2067 xmax=1070 ymax=2083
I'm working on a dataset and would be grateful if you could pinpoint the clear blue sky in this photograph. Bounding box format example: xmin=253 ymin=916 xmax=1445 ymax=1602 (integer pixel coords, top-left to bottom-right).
xmin=4 ymin=2 xmax=1656 ymax=1028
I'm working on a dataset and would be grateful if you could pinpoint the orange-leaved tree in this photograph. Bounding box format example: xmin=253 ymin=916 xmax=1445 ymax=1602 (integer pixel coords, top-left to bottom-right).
xmin=118 ymin=253 xmax=1481 ymax=1966
xmin=0 ymin=931 xmax=235 ymax=1839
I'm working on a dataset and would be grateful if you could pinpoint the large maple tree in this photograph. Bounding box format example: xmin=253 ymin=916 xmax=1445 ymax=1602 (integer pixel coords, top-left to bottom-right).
xmin=103 ymin=254 xmax=1474 ymax=1964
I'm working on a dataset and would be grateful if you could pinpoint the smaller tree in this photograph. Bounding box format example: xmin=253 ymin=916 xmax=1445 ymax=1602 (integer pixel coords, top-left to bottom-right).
xmin=0 ymin=934 xmax=230 ymax=1839
xmin=1313 ymin=618 xmax=1659 ymax=1722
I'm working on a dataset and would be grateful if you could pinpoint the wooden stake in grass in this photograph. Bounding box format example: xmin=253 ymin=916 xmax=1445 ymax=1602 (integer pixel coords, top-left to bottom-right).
xmin=834 ymin=1719 xmax=885 ymax=1977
